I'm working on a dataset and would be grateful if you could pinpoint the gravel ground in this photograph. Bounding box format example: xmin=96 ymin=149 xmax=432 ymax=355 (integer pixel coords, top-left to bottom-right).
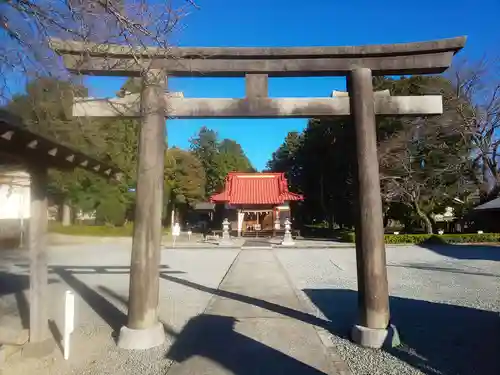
xmin=2 ymin=243 xmax=499 ymax=375
xmin=276 ymin=245 xmax=500 ymax=375
xmin=0 ymin=244 xmax=239 ymax=375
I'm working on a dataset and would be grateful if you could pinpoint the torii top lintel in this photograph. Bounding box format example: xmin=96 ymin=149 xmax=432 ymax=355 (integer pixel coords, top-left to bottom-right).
xmin=49 ymin=36 xmax=466 ymax=78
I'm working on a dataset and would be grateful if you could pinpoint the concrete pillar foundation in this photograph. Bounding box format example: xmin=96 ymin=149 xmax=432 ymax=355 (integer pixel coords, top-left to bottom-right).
xmin=281 ymin=232 xmax=295 ymax=246
xmin=351 ymin=323 xmax=400 ymax=349
xmin=117 ymin=323 xmax=165 ymax=350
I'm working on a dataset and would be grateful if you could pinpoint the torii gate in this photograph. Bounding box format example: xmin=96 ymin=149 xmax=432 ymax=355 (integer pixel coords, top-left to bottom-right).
xmin=50 ymin=36 xmax=465 ymax=350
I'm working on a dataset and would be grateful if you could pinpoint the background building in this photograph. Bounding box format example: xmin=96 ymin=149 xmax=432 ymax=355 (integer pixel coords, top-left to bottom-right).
xmin=210 ymin=172 xmax=303 ymax=236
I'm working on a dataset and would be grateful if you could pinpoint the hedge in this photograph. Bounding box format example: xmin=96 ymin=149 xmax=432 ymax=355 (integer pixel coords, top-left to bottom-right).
xmin=340 ymin=232 xmax=500 ymax=244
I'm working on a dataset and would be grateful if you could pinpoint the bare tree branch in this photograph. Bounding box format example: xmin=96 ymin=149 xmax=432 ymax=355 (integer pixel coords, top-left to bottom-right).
xmin=0 ymin=0 xmax=197 ymax=102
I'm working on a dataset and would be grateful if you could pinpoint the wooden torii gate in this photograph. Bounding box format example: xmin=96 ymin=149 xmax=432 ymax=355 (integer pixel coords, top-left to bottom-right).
xmin=50 ymin=36 xmax=465 ymax=349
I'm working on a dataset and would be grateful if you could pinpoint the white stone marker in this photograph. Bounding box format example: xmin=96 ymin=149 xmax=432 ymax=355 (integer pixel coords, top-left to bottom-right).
xmin=63 ymin=290 xmax=75 ymax=360
xmin=172 ymin=222 xmax=181 ymax=247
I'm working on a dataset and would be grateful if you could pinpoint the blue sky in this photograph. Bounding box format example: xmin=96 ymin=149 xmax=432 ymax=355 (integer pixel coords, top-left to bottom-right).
xmin=85 ymin=0 xmax=499 ymax=170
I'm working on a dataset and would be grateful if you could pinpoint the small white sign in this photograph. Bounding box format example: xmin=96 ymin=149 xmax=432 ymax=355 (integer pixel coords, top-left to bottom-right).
xmin=63 ymin=290 xmax=75 ymax=360
xmin=172 ymin=223 xmax=181 ymax=237
xmin=172 ymin=223 xmax=181 ymax=247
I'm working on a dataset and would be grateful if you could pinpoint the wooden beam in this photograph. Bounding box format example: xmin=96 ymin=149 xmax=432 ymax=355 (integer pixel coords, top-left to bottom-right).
xmin=1 ymin=130 xmax=14 ymax=140
xmin=1 ymin=110 xmax=123 ymax=180
xmin=73 ymin=96 xmax=443 ymax=119
xmin=61 ymin=51 xmax=455 ymax=77
xmin=29 ymin=165 xmax=49 ymax=342
xmin=27 ymin=140 xmax=38 ymax=149
xmin=332 ymin=89 xmax=390 ymax=97
xmin=245 ymin=74 xmax=268 ymax=98
xmin=50 ymin=36 xmax=466 ymax=59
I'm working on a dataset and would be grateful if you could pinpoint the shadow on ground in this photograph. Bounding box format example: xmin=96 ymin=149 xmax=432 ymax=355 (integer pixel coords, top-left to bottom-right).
xmin=159 ymin=273 xmax=328 ymax=329
xmin=388 ymin=263 xmax=500 ymax=278
xmin=0 ymin=271 xmax=59 ymax=329
xmin=305 ymin=288 xmax=500 ymax=375
xmin=8 ymin=260 xmax=497 ymax=374
xmin=95 ymin=284 xmax=328 ymax=374
xmin=96 ymin=277 xmax=331 ymax=374
xmin=418 ymin=243 xmax=500 ymax=262
xmin=50 ymin=265 xmax=184 ymax=334
xmin=10 ymin=264 xmax=183 ymax=335
xmin=165 ymin=314 xmax=327 ymax=375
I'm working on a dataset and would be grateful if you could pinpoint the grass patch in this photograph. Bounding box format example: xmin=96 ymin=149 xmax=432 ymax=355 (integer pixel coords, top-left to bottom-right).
xmin=49 ymin=222 xmax=172 ymax=237
xmin=49 ymin=222 xmax=135 ymax=237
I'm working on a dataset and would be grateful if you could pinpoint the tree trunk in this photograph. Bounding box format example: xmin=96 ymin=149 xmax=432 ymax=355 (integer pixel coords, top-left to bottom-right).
xmin=62 ymin=203 xmax=71 ymax=226
xmin=319 ymin=173 xmax=328 ymax=221
xmin=329 ymin=213 xmax=335 ymax=232
xmin=413 ymin=201 xmax=433 ymax=234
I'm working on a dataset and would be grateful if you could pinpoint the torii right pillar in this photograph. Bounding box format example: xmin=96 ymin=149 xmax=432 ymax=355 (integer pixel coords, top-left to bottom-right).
xmin=348 ymin=68 xmax=396 ymax=348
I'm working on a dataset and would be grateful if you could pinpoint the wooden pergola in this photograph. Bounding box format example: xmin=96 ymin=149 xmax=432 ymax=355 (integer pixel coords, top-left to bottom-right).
xmin=49 ymin=36 xmax=466 ymax=349
xmin=0 ymin=109 xmax=121 ymax=346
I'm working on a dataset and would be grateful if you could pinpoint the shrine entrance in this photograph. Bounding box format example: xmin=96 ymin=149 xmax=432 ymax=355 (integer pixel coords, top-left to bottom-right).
xmin=239 ymin=209 xmax=276 ymax=237
xmin=210 ymin=172 xmax=302 ymax=237
xmin=49 ymin=36 xmax=465 ymax=350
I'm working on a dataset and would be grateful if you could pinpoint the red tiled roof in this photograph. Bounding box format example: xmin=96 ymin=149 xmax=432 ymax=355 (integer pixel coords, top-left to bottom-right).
xmin=210 ymin=172 xmax=303 ymax=205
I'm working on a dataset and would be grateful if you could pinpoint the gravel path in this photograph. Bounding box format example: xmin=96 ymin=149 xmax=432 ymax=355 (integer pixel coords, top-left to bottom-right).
xmin=0 ymin=245 xmax=239 ymax=375
xmin=276 ymin=245 xmax=500 ymax=375
xmin=2 ymin=243 xmax=499 ymax=374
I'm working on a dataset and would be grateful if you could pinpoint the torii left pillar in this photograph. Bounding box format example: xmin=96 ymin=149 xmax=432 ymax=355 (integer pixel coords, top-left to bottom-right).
xmin=118 ymin=69 xmax=167 ymax=349
xmin=25 ymin=165 xmax=56 ymax=357
xmin=29 ymin=165 xmax=49 ymax=342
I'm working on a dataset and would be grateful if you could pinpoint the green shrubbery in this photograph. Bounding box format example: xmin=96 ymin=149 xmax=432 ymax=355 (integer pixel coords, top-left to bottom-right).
xmin=384 ymin=234 xmax=434 ymax=244
xmin=339 ymin=232 xmax=500 ymax=244
xmin=95 ymin=196 xmax=128 ymax=227
xmin=425 ymin=233 xmax=500 ymax=244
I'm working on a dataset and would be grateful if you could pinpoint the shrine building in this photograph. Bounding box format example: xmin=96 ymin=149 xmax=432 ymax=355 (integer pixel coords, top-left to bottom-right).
xmin=210 ymin=172 xmax=303 ymax=236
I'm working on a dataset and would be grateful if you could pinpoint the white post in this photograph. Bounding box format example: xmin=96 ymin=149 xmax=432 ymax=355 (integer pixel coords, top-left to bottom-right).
xmin=63 ymin=290 xmax=75 ymax=360
xmin=19 ymin=189 xmax=24 ymax=248
xmin=172 ymin=222 xmax=180 ymax=247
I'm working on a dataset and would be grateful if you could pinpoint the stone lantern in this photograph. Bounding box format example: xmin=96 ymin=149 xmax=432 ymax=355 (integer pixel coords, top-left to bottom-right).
xmin=281 ymin=218 xmax=295 ymax=246
xmin=219 ymin=218 xmax=232 ymax=246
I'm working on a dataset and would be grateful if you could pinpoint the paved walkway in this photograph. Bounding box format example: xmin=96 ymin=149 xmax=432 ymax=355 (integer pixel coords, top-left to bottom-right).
xmin=1 ymin=247 xmax=348 ymax=374
xmin=241 ymin=238 xmax=272 ymax=248
xmin=165 ymin=249 xmax=345 ymax=374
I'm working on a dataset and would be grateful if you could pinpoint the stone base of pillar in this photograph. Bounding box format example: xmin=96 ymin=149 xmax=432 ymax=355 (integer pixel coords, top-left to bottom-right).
xmin=281 ymin=233 xmax=295 ymax=246
xmin=218 ymin=238 xmax=233 ymax=247
xmin=117 ymin=322 xmax=165 ymax=350
xmin=351 ymin=323 xmax=400 ymax=349
xmin=218 ymin=231 xmax=233 ymax=246
xmin=21 ymin=338 xmax=55 ymax=358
